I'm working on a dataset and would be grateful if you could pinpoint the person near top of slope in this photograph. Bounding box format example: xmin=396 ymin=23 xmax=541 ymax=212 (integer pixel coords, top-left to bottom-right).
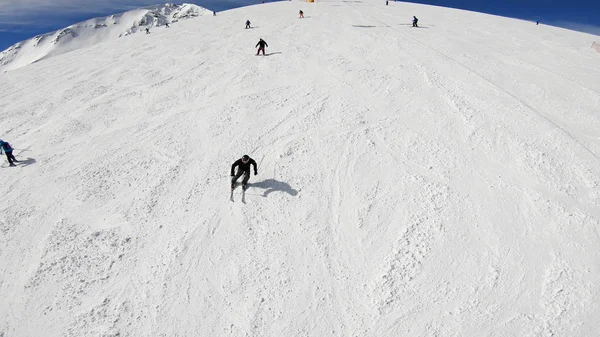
xmin=299 ymin=10 xmax=304 ymax=18
xmin=231 ymin=155 xmax=258 ymax=190
xmin=412 ymin=16 xmax=419 ymax=27
xmin=0 ymin=139 xmax=18 ymax=167
xmin=255 ymin=38 xmax=268 ymax=55
xmin=246 ymin=20 xmax=252 ymax=29
xmin=145 ymin=27 xmax=150 ymax=34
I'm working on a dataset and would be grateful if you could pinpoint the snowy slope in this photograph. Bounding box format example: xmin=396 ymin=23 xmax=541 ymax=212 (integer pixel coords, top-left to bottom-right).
xmin=0 ymin=3 xmax=211 ymax=73
xmin=1 ymin=0 xmax=600 ymax=336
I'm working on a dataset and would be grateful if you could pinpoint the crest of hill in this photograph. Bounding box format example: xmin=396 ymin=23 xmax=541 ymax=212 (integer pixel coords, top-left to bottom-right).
xmin=0 ymin=0 xmax=599 ymax=336
xmin=0 ymin=3 xmax=211 ymax=73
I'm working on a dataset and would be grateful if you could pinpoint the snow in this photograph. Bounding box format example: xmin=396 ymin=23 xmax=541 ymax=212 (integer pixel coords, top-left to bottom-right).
xmin=1 ymin=0 xmax=600 ymax=335
xmin=0 ymin=3 xmax=212 ymax=73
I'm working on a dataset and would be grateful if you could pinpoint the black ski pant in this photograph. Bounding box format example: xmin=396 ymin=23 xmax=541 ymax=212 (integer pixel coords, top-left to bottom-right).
xmin=231 ymin=169 xmax=250 ymax=186
xmin=5 ymin=152 xmax=16 ymax=165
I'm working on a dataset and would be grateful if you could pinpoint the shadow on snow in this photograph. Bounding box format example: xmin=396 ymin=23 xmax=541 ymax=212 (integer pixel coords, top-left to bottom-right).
xmin=2 ymin=157 xmax=36 ymax=168
xmin=18 ymin=157 xmax=36 ymax=166
xmin=258 ymin=52 xmax=282 ymax=56
xmin=248 ymin=179 xmax=298 ymax=197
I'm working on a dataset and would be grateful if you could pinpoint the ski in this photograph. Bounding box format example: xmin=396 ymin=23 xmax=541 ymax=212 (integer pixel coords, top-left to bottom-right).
xmin=230 ymin=184 xmax=247 ymax=203
xmin=230 ymin=183 xmax=236 ymax=202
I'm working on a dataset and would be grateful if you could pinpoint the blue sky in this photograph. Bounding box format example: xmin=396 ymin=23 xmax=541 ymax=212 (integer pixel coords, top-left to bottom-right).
xmin=0 ymin=0 xmax=599 ymax=51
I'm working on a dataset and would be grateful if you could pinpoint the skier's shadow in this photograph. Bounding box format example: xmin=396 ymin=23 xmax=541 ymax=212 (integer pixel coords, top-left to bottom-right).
xmin=264 ymin=52 xmax=282 ymax=56
xmin=249 ymin=179 xmax=298 ymax=197
xmin=2 ymin=157 xmax=36 ymax=168
xmin=17 ymin=157 xmax=36 ymax=167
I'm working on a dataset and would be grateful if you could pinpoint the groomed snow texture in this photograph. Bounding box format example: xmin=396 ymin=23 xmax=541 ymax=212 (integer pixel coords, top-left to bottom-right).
xmin=1 ymin=0 xmax=599 ymax=336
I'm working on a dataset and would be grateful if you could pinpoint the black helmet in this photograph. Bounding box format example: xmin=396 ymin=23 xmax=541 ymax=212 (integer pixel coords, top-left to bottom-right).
xmin=242 ymin=155 xmax=250 ymax=162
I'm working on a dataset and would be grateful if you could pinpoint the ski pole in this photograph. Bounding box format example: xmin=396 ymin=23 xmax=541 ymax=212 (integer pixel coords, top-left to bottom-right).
xmin=257 ymin=155 xmax=265 ymax=171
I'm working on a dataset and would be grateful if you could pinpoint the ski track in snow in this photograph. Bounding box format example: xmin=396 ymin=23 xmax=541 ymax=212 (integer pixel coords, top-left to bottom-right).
xmin=1 ymin=0 xmax=600 ymax=336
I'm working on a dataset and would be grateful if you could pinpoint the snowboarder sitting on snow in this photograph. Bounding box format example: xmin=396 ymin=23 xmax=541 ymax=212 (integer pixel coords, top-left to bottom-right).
xmin=299 ymin=10 xmax=304 ymax=18
xmin=256 ymin=38 xmax=268 ymax=55
xmin=246 ymin=20 xmax=252 ymax=29
xmin=412 ymin=16 xmax=418 ymax=27
xmin=231 ymin=155 xmax=257 ymax=190
xmin=0 ymin=139 xmax=18 ymax=167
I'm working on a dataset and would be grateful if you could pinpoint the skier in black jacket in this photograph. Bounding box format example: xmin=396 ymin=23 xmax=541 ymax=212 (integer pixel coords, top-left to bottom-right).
xmin=231 ymin=155 xmax=258 ymax=190
xmin=255 ymin=38 xmax=268 ymax=55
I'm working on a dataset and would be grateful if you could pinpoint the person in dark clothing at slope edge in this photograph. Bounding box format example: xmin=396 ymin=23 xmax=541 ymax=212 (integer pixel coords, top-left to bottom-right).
xmin=231 ymin=155 xmax=258 ymax=190
xmin=412 ymin=16 xmax=419 ymax=27
xmin=255 ymin=38 xmax=268 ymax=55
xmin=0 ymin=139 xmax=18 ymax=166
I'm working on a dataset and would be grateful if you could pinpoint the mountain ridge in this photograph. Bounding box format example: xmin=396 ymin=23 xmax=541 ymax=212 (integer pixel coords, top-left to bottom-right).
xmin=0 ymin=3 xmax=211 ymax=73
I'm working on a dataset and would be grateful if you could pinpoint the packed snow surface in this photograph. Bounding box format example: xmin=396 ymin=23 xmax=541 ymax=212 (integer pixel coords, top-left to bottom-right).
xmin=0 ymin=3 xmax=211 ymax=73
xmin=1 ymin=0 xmax=599 ymax=336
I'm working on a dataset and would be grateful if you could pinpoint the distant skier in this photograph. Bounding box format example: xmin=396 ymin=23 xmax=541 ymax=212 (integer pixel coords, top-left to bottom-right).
xmin=145 ymin=27 xmax=150 ymax=34
xmin=412 ymin=16 xmax=418 ymax=27
xmin=165 ymin=22 xmax=170 ymax=28
xmin=536 ymin=19 xmax=539 ymax=25
xmin=246 ymin=20 xmax=252 ymax=29
xmin=231 ymin=155 xmax=258 ymax=190
xmin=213 ymin=11 xmax=217 ymax=16
xmin=0 ymin=139 xmax=18 ymax=167
xmin=299 ymin=10 xmax=304 ymax=18
xmin=256 ymin=38 xmax=268 ymax=55
xmin=386 ymin=0 xmax=388 ymax=5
